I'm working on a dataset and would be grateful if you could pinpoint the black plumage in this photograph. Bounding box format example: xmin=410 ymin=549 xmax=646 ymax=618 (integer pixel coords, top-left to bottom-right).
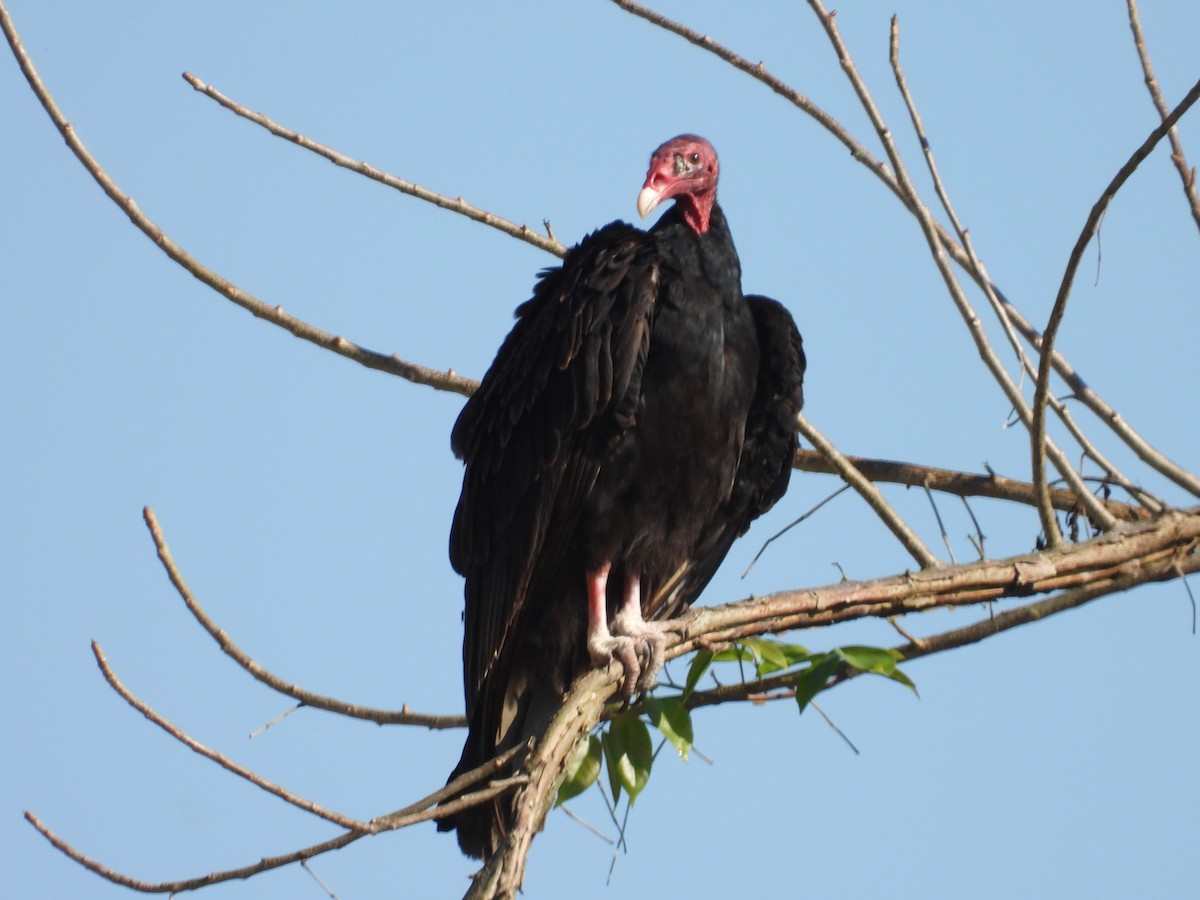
xmin=440 ymin=136 xmax=805 ymax=858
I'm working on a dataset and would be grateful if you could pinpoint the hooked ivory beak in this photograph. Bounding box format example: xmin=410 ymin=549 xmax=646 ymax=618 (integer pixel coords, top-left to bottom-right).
xmin=636 ymin=185 xmax=664 ymax=219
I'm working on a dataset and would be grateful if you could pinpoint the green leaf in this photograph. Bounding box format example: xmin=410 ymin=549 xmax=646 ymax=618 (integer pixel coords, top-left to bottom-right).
xmin=683 ymin=648 xmax=714 ymax=699
xmin=793 ymin=653 xmax=840 ymax=715
xmin=835 ymin=645 xmax=918 ymax=695
xmin=604 ymin=712 xmax=653 ymax=803
xmin=711 ymin=644 xmax=753 ymax=663
xmin=711 ymin=643 xmax=753 ymax=686
xmin=834 ymin=645 xmax=901 ymax=675
xmin=742 ymin=637 xmax=811 ymax=675
xmin=556 ymin=734 xmax=603 ymax=805
xmin=643 ymin=696 xmax=694 ymax=761
xmin=885 ymin=665 xmax=919 ymax=694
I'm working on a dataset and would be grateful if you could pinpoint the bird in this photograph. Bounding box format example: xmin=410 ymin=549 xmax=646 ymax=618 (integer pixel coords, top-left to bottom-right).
xmin=439 ymin=135 xmax=805 ymax=859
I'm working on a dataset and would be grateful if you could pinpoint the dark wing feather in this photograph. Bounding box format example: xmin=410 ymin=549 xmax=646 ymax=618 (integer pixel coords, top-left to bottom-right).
xmin=648 ymin=293 xmax=805 ymax=619
xmin=449 ymin=221 xmax=660 ymax=714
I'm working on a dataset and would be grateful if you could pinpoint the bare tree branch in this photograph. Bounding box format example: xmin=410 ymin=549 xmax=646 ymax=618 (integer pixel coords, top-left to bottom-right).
xmin=811 ymin=0 xmax=1118 ymax=535
xmin=673 ymin=508 xmax=1200 ymax=653
xmin=92 ymin=641 xmax=372 ymax=832
xmin=181 ymin=72 xmax=567 ymax=259
xmin=25 ymin=744 xmax=530 ymax=894
xmin=7 ymin=2 xmax=1199 ymax=896
xmin=608 ymin=0 xmax=896 ymax=201
xmin=795 ymin=413 xmax=940 ymax=567
xmin=142 ymin=507 xmax=466 ymax=729
xmin=1032 ymin=74 xmax=1200 ymax=544
xmin=705 ymin=561 xmax=1183 ymax=711
xmin=610 ymin=0 xmax=1195 ymax=508
xmin=677 ymin=561 xmax=1177 ymax=714
xmin=0 ymin=4 xmax=474 ymax=397
xmin=790 ymin=449 xmax=1144 ymax=522
xmin=7 ymin=0 xmax=1192 ymax=515
xmin=1126 ymin=0 xmax=1200 ymax=233
xmin=24 ymin=809 xmax=362 ymax=895
xmin=887 ymin=17 xmax=1157 ymax=513
xmin=141 ymin=437 xmax=1146 ymax=747
xmin=804 ymin=0 xmax=1116 ymax=533
xmin=467 ymin=506 xmax=1200 ymax=896
xmin=301 ymin=859 xmax=337 ymax=899
xmin=36 ymin=492 xmax=1200 ymax=899
xmin=1014 ymin=307 xmax=1200 ymax=499
xmin=93 ymin=476 xmax=1179 ymax=896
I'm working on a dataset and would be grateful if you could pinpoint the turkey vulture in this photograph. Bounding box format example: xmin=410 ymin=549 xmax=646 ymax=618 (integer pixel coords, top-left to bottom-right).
xmin=440 ymin=135 xmax=805 ymax=858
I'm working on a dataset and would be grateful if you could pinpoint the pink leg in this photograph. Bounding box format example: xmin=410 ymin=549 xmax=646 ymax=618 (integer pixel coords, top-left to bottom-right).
xmin=611 ymin=571 xmax=686 ymax=692
xmin=617 ymin=571 xmax=642 ymax=624
xmin=585 ymin=563 xmax=642 ymax=696
xmin=586 ymin=563 xmax=613 ymax=649
xmin=585 ymin=565 xmax=687 ymax=696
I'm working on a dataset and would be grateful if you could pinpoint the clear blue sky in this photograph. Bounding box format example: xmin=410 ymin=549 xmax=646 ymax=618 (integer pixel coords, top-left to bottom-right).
xmin=3 ymin=2 xmax=1198 ymax=898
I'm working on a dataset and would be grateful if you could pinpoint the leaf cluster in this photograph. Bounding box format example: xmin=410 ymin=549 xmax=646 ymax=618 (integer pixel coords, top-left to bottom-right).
xmin=557 ymin=639 xmax=916 ymax=810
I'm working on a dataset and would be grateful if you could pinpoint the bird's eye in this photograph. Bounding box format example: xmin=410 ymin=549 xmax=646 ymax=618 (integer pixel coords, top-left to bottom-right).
xmin=688 ymin=152 xmax=701 ymax=164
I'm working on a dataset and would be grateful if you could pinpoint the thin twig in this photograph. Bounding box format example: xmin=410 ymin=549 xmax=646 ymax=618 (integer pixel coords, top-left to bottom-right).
xmin=24 ymin=809 xmax=362 ymax=894
xmin=851 ymin=6 xmax=1115 ymax=532
xmin=1032 ymin=74 xmax=1200 ymax=543
xmin=0 ymin=3 xmax=474 ymax=397
xmin=1175 ymin=563 xmax=1198 ymax=635
xmin=888 ymin=17 xmax=1154 ymax=511
xmin=1012 ymin=300 xmax=1200 ymax=499
xmin=248 ymin=703 xmax=301 ymax=739
xmin=142 ymin=507 xmax=465 ymax=728
xmin=92 ymin=641 xmax=371 ymax=832
xmin=887 ymin=617 xmax=926 ymax=649
xmin=1049 ymin=398 xmax=1165 ymax=512
xmin=790 ymin=449 xmax=1143 ymax=521
xmin=889 ymin=10 xmax=1042 ymax=388
xmin=301 ymin=860 xmax=339 ymax=900
xmin=1126 ymin=0 xmax=1200 ymax=233
xmin=827 ymin=0 xmax=1127 ymax=532
xmin=374 ymin=777 xmax=529 ymax=832
xmin=743 ymin=484 xmax=850 ymax=577
xmin=182 ymin=72 xmax=566 ymax=259
xmin=384 ymin=741 xmax=530 ymax=822
xmin=960 ymin=495 xmax=987 ymax=560
xmin=923 ymin=482 xmax=956 ymax=564
xmin=794 ymin=413 xmax=940 ymax=568
xmin=559 ymin=804 xmax=615 ymax=845
xmin=25 ymin=758 xmax=527 ymax=894
xmin=809 ymin=700 xmax=860 ymax=755
xmin=609 ymin=0 xmax=896 ymax=203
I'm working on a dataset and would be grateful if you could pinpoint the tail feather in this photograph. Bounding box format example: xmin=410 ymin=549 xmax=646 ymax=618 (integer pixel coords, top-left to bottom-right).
xmin=439 ymin=660 xmax=565 ymax=858
xmin=437 ymin=717 xmax=511 ymax=859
